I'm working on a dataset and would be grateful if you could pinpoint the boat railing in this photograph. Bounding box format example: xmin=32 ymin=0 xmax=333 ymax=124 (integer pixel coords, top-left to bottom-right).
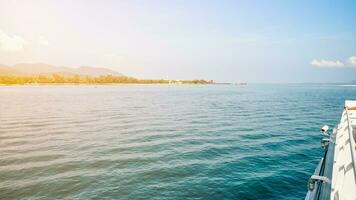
xmin=345 ymin=107 xmax=356 ymax=179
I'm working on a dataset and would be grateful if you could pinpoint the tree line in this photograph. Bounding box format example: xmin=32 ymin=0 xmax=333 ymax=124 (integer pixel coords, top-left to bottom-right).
xmin=0 ymin=74 xmax=214 ymax=85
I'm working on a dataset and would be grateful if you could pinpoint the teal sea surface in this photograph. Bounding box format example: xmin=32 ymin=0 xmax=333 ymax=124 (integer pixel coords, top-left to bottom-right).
xmin=0 ymin=84 xmax=355 ymax=200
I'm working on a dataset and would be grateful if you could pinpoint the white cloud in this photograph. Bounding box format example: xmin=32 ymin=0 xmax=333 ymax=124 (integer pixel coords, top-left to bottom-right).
xmin=0 ymin=30 xmax=26 ymax=52
xmin=348 ymin=56 xmax=356 ymax=66
xmin=39 ymin=36 xmax=49 ymax=46
xmin=310 ymin=59 xmax=345 ymax=68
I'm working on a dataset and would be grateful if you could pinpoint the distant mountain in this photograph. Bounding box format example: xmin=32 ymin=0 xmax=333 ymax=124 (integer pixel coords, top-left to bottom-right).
xmin=0 ymin=64 xmax=21 ymax=76
xmin=0 ymin=63 xmax=123 ymax=76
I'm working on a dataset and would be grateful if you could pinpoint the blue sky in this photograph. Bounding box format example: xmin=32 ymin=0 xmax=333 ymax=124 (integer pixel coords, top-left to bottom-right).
xmin=0 ymin=0 xmax=355 ymax=83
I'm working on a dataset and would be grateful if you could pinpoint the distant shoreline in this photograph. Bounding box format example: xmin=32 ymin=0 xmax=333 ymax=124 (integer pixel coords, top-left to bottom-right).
xmin=0 ymin=74 xmax=214 ymax=85
xmin=0 ymin=83 xmax=215 ymax=86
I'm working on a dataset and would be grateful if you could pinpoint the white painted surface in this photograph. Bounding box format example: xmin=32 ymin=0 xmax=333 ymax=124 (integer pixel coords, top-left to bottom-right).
xmin=330 ymin=101 xmax=356 ymax=200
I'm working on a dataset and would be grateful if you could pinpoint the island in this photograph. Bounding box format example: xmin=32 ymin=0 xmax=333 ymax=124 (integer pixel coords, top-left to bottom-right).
xmin=0 ymin=63 xmax=214 ymax=85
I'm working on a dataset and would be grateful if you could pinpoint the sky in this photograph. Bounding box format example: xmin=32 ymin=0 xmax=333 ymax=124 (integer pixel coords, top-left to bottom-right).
xmin=0 ymin=0 xmax=355 ymax=83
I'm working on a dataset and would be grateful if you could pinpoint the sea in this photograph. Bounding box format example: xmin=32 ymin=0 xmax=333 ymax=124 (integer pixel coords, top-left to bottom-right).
xmin=0 ymin=84 xmax=355 ymax=200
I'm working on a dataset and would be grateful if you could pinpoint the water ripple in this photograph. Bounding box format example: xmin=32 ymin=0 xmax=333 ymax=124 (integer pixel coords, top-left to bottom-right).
xmin=0 ymin=84 xmax=355 ymax=199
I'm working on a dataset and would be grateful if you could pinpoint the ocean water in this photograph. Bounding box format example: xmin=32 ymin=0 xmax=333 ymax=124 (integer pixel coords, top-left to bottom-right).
xmin=0 ymin=84 xmax=355 ymax=200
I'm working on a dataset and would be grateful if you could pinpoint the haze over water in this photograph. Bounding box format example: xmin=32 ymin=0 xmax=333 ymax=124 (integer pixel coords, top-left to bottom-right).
xmin=0 ymin=84 xmax=355 ymax=199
